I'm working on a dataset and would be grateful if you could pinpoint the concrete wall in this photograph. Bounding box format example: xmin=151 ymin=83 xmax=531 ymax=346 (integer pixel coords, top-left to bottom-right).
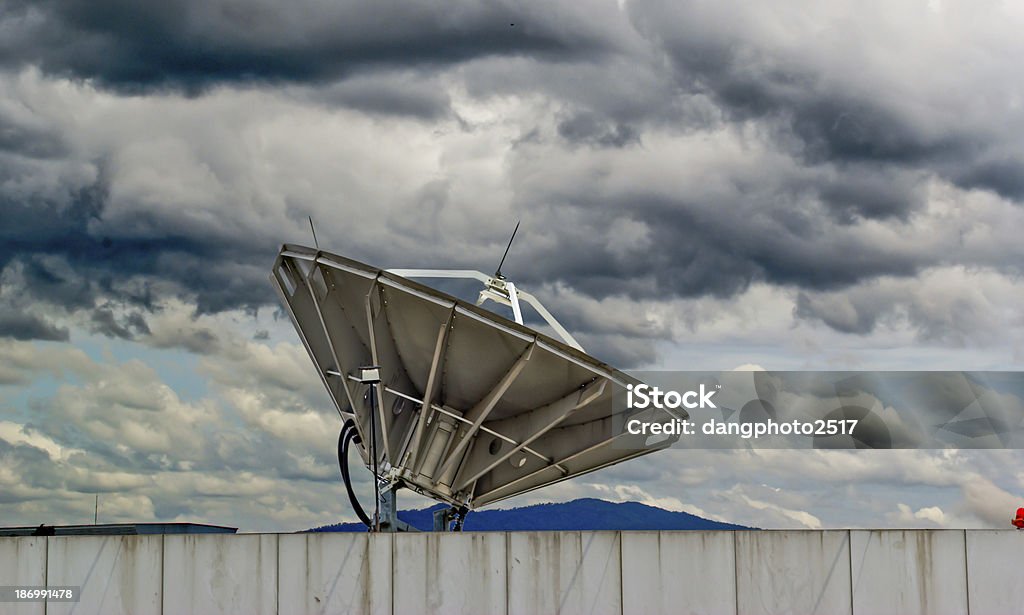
xmin=0 ymin=530 xmax=1019 ymax=614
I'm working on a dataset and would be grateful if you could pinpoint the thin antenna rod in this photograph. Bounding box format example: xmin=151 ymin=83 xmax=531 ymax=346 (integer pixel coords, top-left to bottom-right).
xmin=94 ymin=494 xmax=98 ymax=525
xmin=309 ymin=216 xmax=320 ymax=250
xmin=495 ymin=220 xmax=520 ymax=278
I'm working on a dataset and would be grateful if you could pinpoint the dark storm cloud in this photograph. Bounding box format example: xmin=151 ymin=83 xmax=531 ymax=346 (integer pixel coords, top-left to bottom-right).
xmin=623 ymin=0 xmax=1024 ymax=201
xmin=954 ymin=157 xmax=1024 ymax=201
xmin=10 ymin=234 xmax=278 ymax=317
xmin=558 ymin=111 xmax=640 ymax=148
xmin=790 ymin=269 xmax=1021 ymax=345
xmin=0 ymin=0 xmax=618 ymax=91
xmin=0 ymin=115 xmax=67 ymax=159
xmin=785 ymin=99 xmax=965 ymax=167
xmin=502 ymin=176 xmax=924 ymax=305
xmin=576 ymin=333 xmax=657 ymax=369
xmin=0 ymin=162 xmax=104 ymax=261
xmin=1 ymin=0 xmax=1023 ymax=347
xmin=89 ymin=308 xmax=149 ymax=339
xmin=310 ymin=73 xmax=453 ymax=120
xmin=0 ymin=312 xmax=69 ymax=341
xmin=816 ymin=166 xmax=926 ymax=224
xmin=0 ymin=164 xmax=277 ymax=330
xmin=794 ymin=292 xmax=876 ymax=335
xmin=18 ymin=257 xmax=97 ymax=310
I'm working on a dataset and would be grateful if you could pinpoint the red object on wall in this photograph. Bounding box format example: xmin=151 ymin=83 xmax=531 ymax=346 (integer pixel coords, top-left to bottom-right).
xmin=1013 ymin=508 xmax=1024 ymax=529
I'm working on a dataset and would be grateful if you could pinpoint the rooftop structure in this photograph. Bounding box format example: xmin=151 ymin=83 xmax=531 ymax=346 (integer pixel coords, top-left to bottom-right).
xmin=0 ymin=523 xmax=237 ymax=536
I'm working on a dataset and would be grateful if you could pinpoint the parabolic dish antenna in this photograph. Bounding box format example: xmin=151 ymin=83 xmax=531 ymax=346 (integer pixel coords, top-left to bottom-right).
xmin=272 ymin=243 xmax=679 ymax=530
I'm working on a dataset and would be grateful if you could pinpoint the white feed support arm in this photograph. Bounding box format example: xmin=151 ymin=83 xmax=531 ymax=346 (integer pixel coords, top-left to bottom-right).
xmin=387 ymin=269 xmax=491 ymax=283
xmin=515 ymin=288 xmax=584 ymax=352
xmin=505 ymin=282 xmax=524 ymax=327
xmin=385 ymin=268 xmax=584 ymax=352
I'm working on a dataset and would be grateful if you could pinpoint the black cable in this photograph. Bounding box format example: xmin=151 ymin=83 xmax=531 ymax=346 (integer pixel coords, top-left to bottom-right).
xmin=338 ymin=419 xmax=372 ymax=528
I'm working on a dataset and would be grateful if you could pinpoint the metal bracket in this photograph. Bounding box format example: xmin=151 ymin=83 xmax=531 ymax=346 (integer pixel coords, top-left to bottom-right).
xmin=377 ymin=482 xmax=418 ymax=532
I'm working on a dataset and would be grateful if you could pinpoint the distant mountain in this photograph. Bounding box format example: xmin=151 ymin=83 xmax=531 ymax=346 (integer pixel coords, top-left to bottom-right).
xmin=309 ymin=498 xmax=753 ymax=532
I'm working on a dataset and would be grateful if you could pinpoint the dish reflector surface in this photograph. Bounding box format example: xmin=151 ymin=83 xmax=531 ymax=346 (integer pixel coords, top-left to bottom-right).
xmin=272 ymin=244 xmax=675 ymax=508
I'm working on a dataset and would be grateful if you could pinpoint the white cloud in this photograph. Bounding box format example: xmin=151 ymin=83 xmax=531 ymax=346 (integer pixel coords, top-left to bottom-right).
xmin=716 ymin=484 xmax=822 ymax=529
xmin=0 ymin=421 xmax=82 ymax=461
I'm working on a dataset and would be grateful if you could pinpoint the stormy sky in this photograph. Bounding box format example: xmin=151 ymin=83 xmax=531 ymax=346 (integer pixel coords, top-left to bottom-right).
xmin=2 ymin=0 xmax=1024 ymax=530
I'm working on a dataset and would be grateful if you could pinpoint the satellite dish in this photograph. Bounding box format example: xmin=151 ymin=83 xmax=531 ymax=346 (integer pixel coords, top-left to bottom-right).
xmin=271 ymin=244 xmax=679 ymax=530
